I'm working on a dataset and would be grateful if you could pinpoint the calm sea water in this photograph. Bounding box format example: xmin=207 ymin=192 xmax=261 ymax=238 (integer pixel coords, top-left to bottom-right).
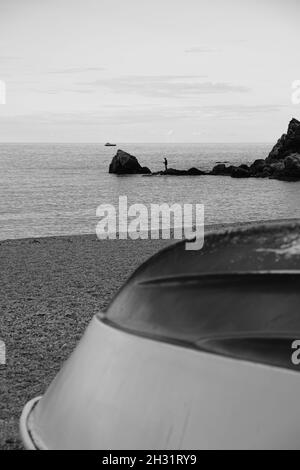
xmin=0 ymin=143 xmax=300 ymax=240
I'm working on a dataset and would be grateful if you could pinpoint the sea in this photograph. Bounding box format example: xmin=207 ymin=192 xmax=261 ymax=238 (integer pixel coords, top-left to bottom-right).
xmin=1 ymin=142 xmax=300 ymax=240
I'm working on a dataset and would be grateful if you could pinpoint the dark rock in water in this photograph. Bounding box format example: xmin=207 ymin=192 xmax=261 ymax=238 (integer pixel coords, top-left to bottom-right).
xmin=227 ymin=165 xmax=237 ymax=174
xmin=210 ymin=164 xmax=238 ymax=176
xmin=231 ymin=166 xmax=251 ymax=178
xmin=284 ymin=153 xmax=300 ymax=174
xmin=187 ymin=167 xmax=207 ymax=175
xmin=148 ymin=168 xmax=186 ymax=175
xmin=261 ymin=165 xmax=274 ymax=178
xmin=149 ymin=167 xmax=207 ymax=176
xmin=239 ymin=164 xmax=250 ymax=171
xmin=266 ymin=118 xmax=300 ymax=162
xmin=250 ymin=159 xmax=266 ymax=174
xmin=211 ymin=163 xmax=226 ymax=175
xmin=164 ymin=168 xmax=188 ymax=175
xmin=207 ymin=119 xmax=300 ymax=181
xmin=251 ymin=159 xmax=265 ymax=169
xmin=270 ymin=161 xmax=285 ymax=172
xmin=140 ymin=166 xmax=152 ymax=174
xmin=109 ymin=121 xmax=300 ymax=181
xmin=271 ymin=153 xmax=300 ymax=181
xmin=265 ymin=161 xmax=283 ymax=179
xmin=109 ymin=149 xmax=151 ymax=174
xmin=251 ymin=155 xmax=300 ymax=181
xmin=250 ymin=160 xmax=283 ymax=178
xmin=211 ymin=163 xmax=252 ymax=178
xmin=211 ymin=164 xmax=231 ymax=175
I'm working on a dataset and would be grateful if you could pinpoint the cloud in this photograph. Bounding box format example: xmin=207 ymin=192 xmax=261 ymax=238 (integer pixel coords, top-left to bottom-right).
xmin=80 ymin=75 xmax=250 ymax=98
xmin=48 ymin=67 xmax=105 ymax=74
xmin=184 ymin=40 xmax=247 ymax=54
xmin=201 ymin=104 xmax=285 ymax=117
xmin=2 ymin=103 xmax=284 ymax=132
xmin=185 ymin=47 xmax=219 ymax=53
xmin=0 ymin=55 xmax=21 ymax=61
xmin=34 ymin=88 xmax=96 ymax=94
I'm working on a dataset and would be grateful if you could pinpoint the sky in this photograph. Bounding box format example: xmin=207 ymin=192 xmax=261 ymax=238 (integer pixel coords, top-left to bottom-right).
xmin=0 ymin=0 xmax=299 ymax=142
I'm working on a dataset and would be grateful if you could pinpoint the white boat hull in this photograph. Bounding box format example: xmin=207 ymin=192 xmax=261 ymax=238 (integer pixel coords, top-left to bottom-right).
xmin=20 ymin=315 xmax=300 ymax=450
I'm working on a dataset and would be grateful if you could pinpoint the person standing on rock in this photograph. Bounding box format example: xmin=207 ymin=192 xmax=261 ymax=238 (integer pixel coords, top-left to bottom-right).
xmin=164 ymin=157 xmax=168 ymax=172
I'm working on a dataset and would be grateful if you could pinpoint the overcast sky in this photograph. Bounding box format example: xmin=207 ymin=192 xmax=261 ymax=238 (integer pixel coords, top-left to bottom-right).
xmin=0 ymin=0 xmax=299 ymax=142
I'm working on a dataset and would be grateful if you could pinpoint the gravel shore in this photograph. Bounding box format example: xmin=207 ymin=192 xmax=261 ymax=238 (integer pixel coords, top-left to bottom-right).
xmin=1 ymin=219 xmax=298 ymax=449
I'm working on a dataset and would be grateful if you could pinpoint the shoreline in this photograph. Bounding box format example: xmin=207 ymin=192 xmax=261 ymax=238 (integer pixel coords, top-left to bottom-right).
xmin=1 ymin=217 xmax=299 ymax=244
xmin=1 ymin=217 xmax=299 ymax=450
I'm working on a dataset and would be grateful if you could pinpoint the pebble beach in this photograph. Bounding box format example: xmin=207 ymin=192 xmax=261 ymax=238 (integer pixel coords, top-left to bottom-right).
xmin=1 ymin=219 xmax=299 ymax=449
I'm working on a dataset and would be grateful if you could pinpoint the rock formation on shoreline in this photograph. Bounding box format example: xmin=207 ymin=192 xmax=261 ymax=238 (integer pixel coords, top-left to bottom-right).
xmin=108 ymin=149 xmax=207 ymax=176
xmin=108 ymin=119 xmax=300 ymax=180
xmin=210 ymin=118 xmax=300 ymax=181
xmin=109 ymin=149 xmax=151 ymax=174
xmin=266 ymin=118 xmax=300 ymax=162
xmin=149 ymin=167 xmax=207 ymax=176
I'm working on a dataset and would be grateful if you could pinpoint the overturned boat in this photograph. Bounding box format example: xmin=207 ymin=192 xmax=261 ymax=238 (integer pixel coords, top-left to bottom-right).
xmin=20 ymin=221 xmax=300 ymax=449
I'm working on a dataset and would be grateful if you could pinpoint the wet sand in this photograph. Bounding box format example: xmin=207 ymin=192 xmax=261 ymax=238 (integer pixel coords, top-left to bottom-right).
xmin=0 ymin=219 xmax=298 ymax=449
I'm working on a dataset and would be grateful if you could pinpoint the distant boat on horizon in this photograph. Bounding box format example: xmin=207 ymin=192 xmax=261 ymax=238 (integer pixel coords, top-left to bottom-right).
xmin=105 ymin=142 xmax=117 ymax=147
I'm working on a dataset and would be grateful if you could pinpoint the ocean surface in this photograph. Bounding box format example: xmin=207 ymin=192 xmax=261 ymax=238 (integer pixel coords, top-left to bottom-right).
xmin=1 ymin=142 xmax=300 ymax=240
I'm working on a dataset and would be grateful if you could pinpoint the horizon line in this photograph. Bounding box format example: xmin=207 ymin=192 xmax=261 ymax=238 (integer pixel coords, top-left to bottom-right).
xmin=0 ymin=141 xmax=274 ymax=145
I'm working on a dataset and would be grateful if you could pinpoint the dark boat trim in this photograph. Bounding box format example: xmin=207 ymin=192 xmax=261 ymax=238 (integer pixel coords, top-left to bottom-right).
xmin=97 ymin=314 xmax=299 ymax=372
xmin=138 ymin=270 xmax=300 ymax=286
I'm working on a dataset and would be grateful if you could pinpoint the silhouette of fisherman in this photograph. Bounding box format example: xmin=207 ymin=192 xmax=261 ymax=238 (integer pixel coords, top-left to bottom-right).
xmin=164 ymin=157 xmax=168 ymax=172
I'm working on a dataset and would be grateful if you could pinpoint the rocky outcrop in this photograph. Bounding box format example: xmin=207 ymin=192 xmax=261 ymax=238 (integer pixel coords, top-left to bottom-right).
xmin=210 ymin=164 xmax=249 ymax=177
xmin=109 ymin=120 xmax=300 ymax=181
xmin=108 ymin=150 xmax=207 ymax=176
xmin=109 ymin=149 xmax=151 ymax=174
xmin=271 ymin=153 xmax=300 ymax=181
xmin=231 ymin=165 xmax=251 ymax=178
xmin=209 ymin=158 xmax=300 ymax=181
xmin=187 ymin=167 xmax=207 ymax=175
xmin=250 ymin=159 xmax=266 ymax=173
xmin=211 ymin=164 xmax=230 ymax=175
xmin=209 ymin=119 xmax=300 ymax=181
xmin=150 ymin=167 xmax=207 ymax=176
xmin=266 ymin=118 xmax=300 ymax=162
